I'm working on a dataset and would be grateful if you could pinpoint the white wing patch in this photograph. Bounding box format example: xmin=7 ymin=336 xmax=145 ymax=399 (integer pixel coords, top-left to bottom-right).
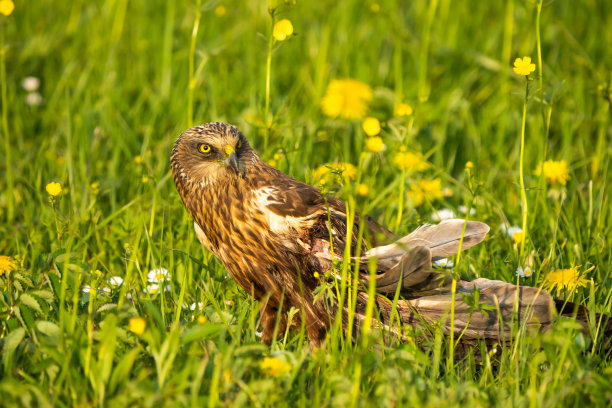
xmin=253 ymin=187 xmax=312 ymax=235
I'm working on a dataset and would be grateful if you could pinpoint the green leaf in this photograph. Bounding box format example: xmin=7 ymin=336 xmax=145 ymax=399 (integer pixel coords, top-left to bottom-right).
xmin=180 ymin=323 xmax=224 ymax=344
xmin=13 ymin=279 xmax=23 ymax=292
xmin=14 ymin=305 xmax=36 ymax=333
xmin=47 ymin=273 xmax=61 ymax=297
xmin=13 ymin=272 xmax=33 ymax=289
xmin=2 ymin=327 xmax=26 ymax=366
xmin=36 ymin=321 xmax=60 ymax=342
xmin=31 ymin=290 xmax=55 ymax=302
xmin=108 ymin=347 xmax=141 ymax=394
xmin=20 ymin=293 xmax=43 ymax=314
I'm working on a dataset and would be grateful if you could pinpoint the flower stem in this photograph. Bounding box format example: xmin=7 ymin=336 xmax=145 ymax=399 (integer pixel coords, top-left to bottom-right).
xmin=447 ymin=179 xmax=474 ymax=370
xmin=394 ymin=117 xmax=413 ymax=231
xmin=263 ymin=30 xmax=274 ymax=150
xmin=51 ymin=197 xmax=62 ymax=243
xmin=519 ymin=79 xmax=529 ymax=258
xmin=187 ymin=0 xmax=202 ymax=128
xmin=1 ymin=22 xmax=13 ymax=221
xmin=536 ymin=0 xmax=544 ymax=113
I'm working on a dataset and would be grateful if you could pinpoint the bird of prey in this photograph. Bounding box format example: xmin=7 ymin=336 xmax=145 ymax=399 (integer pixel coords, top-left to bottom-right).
xmin=171 ymin=122 xmax=610 ymax=350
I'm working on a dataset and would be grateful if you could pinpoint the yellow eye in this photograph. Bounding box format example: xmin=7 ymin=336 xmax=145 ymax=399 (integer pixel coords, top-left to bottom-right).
xmin=237 ymin=139 xmax=242 ymax=148
xmin=199 ymin=144 xmax=211 ymax=153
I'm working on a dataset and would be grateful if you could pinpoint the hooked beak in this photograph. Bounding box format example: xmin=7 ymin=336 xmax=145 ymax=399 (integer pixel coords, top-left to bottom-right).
xmin=223 ymin=145 xmax=239 ymax=171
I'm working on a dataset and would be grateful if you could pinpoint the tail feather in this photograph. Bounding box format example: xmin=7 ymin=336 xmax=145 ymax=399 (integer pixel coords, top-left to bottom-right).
xmin=366 ymin=219 xmax=490 ymax=261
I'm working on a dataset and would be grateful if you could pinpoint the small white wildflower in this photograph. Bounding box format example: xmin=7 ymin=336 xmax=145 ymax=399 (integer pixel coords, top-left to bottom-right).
xmin=225 ymin=300 xmax=235 ymax=307
xmin=81 ymin=285 xmax=91 ymax=293
xmin=190 ymin=302 xmax=204 ymax=311
xmin=504 ymin=226 xmax=524 ymax=244
xmin=506 ymin=226 xmax=522 ymax=238
xmin=146 ymin=283 xmax=160 ymax=294
xmin=516 ymin=266 xmax=532 ymax=278
xmin=101 ymin=286 xmax=111 ymax=294
xmin=432 ymin=208 xmax=455 ymax=222
xmin=164 ymin=284 xmax=171 ymax=292
xmin=147 ymin=267 xmax=169 ymax=283
xmin=22 ymin=76 xmax=40 ymax=92
xmin=434 ymin=258 xmax=454 ymax=268
xmin=458 ymin=205 xmax=476 ymax=216
xmin=109 ymin=276 xmax=123 ymax=286
xmin=25 ymin=92 xmax=43 ymax=106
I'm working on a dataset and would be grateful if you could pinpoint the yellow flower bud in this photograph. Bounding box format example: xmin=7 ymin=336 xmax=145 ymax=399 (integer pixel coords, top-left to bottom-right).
xmin=45 ymin=182 xmax=62 ymax=197
xmin=129 ymin=317 xmax=146 ymax=335
xmin=366 ymin=136 xmax=384 ymax=153
xmin=273 ymin=19 xmax=293 ymax=42
xmin=362 ymin=117 xmax=381 ymax=136
xmin=0 ymin=0 xmax=15 ymax=16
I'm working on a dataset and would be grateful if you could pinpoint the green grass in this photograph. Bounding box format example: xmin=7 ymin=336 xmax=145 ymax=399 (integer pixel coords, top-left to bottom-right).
xmin=1 ymin=0 xmax=612 ymax=406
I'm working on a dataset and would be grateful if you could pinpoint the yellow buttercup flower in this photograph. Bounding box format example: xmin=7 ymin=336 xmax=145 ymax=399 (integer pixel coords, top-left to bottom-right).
xmin=321 ymin=79 xmax=373 ymax=119
xmin=513 ymin=56 xmax=536 ymax=76
xmin=408 ymin=179 xmax=444 ymax=206
xmin=362 ymin=117 xmax=381 ymax=136
xmin=134 ymin=155 xmax=142 ymax=164
xmin=312 ymin=162 xmax=357 ymax=186
xmin=260 ymin=356 xmax=291 ymax=377
xmin=396 ymin=103 xmax=413 ymax=116
xmin=46 ymin=182 xmax=62 ymax=197
xmin=129 ymin=317 xmax=147 ymax=335
xmin=534 ymin=160 xmax=570 ymax=185
xmin=357 ymin=183 xmax=369 ymax=196
xmin=365 ymin=136 xmax=384 ymax=153
xmin=273 ymin=19 xmax=293 ymax=42
xmin=214 ymin=5 xmax=226 ymax=17
xmin=197 ymin=315 xmax=207 ymax=324
xmin=0 ymin=255 xmax=17 ymax=275
xmin=0 ymin=0 xmax=14 ymax=16
xmin=543 ymin=266 xmax=589 ymax=294
xmin=393 ymin=152 xmax=429 ymax=172
xmin=465 ymin=161 xmax=474 ymax=169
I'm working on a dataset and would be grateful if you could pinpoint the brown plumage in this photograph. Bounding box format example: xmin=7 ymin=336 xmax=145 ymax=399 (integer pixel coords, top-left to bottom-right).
xmin=171 ymin=122 xmax=611 ymax=351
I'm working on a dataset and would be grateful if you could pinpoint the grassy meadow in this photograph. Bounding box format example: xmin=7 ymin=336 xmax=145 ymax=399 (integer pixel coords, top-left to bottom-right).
xmin=1 ymin=0 xmax=612 ymax=406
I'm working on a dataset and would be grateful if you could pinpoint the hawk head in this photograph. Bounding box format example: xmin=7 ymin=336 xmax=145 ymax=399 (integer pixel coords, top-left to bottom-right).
xmin=171 ymin=122 xmax=256 ymax=186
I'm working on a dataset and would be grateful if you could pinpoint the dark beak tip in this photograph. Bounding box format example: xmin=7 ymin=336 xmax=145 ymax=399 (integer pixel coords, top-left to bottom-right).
xmin=225 ymin=152 xmax=239 ymax=170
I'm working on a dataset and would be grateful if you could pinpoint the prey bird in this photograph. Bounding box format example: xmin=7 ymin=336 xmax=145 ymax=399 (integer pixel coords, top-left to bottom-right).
xmin=171 ymin=122 xmax=610 ymax=350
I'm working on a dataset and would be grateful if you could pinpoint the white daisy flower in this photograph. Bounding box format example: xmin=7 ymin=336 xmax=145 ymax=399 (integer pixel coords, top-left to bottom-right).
xmin=432 ymin=208 xmax=455 ymax=222
xmin=458 ymin=205 xmax=476 ymax=216
xmin=25 ymin=92 xmax=43 ymax=106
xmin=82 ymin=285 xmax=91 ymax=293
xmin=434 ymin=258 xmax=454 ymax=268
xmin=505 ymin=226 xmax=524 ymax=244
xmin=22 ymin=76 xmax=40 ymax=92
xmin=147 ymin=268 xmax=169 ymax=283
xmin=109 ymin=276 xmax=123 ymax=286
xmin=516 ymin=266 xmax=532 ymax=278
xmin=190 ymin=302 xmax=204 ymax=311
xmin=146 ymin=284 xmax=160 ymax=294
